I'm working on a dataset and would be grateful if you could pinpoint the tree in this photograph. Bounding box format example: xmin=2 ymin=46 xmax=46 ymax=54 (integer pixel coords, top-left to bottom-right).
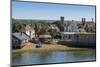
xmin=34 ymin=21 xmax=49 ymax=35
xmin=52 ymin=21 xmax=63 ymax=31
xmin=12 ymin=18 xmax=24 ymax=32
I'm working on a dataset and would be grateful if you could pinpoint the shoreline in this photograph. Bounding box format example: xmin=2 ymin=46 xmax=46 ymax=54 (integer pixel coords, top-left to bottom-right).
xmin=12 ymin=44 xmax=95 ymax=53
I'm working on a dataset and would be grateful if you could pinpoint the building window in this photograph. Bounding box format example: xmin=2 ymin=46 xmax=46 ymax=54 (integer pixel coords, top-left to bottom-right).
xmin=76 ymin=35 xmax=79 ymax=38
xmin=13 ymin=40 xmax=19 ymax=45
xmin=68 ymin=35 xmax=71 ymax=39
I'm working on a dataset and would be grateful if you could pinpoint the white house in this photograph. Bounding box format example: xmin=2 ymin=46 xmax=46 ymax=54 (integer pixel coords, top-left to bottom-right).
xmin=25 ymin=24 xmax=35 ymax=39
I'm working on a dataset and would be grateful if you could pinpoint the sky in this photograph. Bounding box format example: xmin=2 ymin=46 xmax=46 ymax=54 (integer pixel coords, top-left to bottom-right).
xmin=12 ymin=1 xmax=96 ymax=21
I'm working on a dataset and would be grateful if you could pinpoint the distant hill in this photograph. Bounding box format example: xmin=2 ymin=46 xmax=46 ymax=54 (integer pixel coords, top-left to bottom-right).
xmin=15 ymin=19 xmax=59 ymax=23
xmin=15 ymin=19 xmax=95 ymax=23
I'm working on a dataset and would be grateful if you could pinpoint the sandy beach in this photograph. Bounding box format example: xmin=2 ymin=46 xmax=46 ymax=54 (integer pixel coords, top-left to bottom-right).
xmin=12 ymin=42 xmax=95 ymax=53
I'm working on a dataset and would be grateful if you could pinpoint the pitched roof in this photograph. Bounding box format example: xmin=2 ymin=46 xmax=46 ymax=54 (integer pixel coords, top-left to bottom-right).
xmin=12 ymin=32 xmax=30 ymax=41
xmin=39 ymin=35 xmax=51 ymax=38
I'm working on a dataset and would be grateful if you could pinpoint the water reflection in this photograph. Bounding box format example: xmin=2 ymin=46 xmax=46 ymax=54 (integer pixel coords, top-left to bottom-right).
xmin=12 ymin=50 xmax=96 ymax=65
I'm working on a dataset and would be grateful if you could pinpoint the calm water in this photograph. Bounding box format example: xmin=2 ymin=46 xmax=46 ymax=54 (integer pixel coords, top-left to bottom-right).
xmin=12 ymin=49 xmax=96 ymax=65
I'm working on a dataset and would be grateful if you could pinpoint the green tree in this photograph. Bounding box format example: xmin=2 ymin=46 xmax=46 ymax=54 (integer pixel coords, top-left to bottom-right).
xmin=34 ymin=21 xmax=49 ymax=35
xmin=12 ymin=18 xmax=24 ymax=32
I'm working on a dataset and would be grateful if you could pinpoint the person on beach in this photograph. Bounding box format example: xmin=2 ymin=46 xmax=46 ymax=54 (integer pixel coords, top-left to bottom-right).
xmin=35 ymin=36 xmax=42 ymax=48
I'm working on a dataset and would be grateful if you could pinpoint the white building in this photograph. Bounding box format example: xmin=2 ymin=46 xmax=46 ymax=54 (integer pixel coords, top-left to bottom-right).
xmin=25 ymin=25 xmax=35 ymax=39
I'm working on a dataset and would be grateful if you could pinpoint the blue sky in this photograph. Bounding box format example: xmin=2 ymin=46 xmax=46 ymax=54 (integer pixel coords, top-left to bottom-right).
xmin=12 ymin=1 xmax=95 ymax=21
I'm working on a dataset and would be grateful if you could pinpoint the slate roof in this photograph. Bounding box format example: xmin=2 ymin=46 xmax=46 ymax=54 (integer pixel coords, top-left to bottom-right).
xmin=12 ymin=32 xmax=30 ymax=41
